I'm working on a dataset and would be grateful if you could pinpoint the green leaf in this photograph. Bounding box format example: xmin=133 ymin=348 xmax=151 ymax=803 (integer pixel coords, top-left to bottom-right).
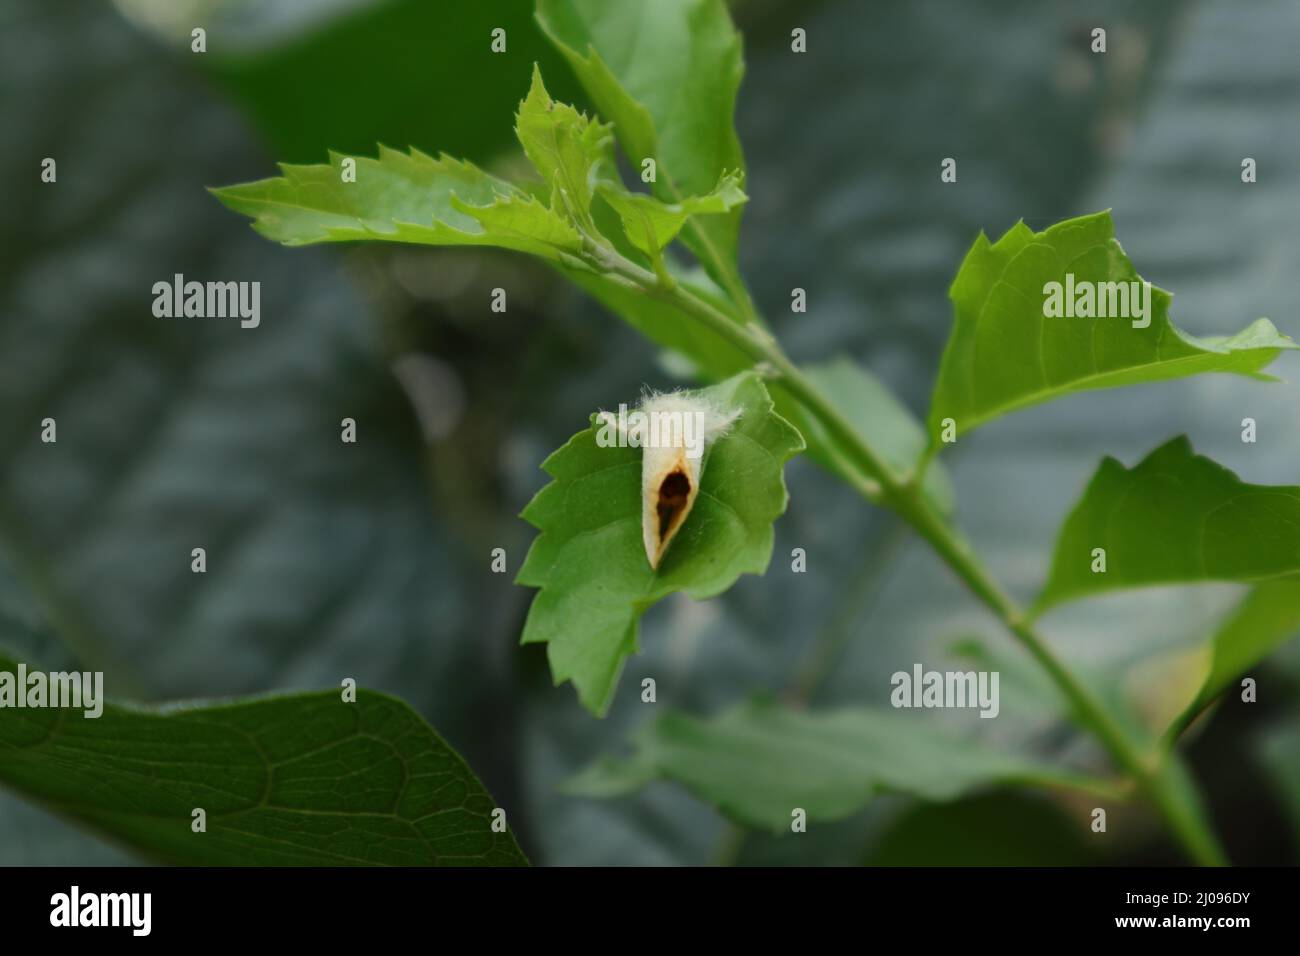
xmin=1197 ymin=576 xmax=1300 ymax=708
xmin=211 ymin=147 xmax=582 ymax=261
xmin=865 ymin=791 xmax=1100 ymax=866
xmin=1158 ymin=576 xmax=1300 ymax=744
xmin=194 ymin=0 xmax=588 ymax=168
xmin=0 ymin=655 xmax=527 ymax=866
xmin=567 ymin=698 xmax=1102 ymax=832
xmin=929 ymin=211 xmax=1295 ymax=438
xmin=515 ymin=372 xmax=803 ymax=716
xmin=597 ymin=171 xmax=747 ymax=260
xmin=1255 ymin=718 xmax=1300 ymax=850
xmin=560 ymin=265 xmax=752 ymax=379
xmin=780 ymin=357 xmax=955 ymax=516
xmin=1037 ymin=437 xmax=1300 ymax=612
xmin=536 ymin=0 xmax=749 ymax=303
xmin=515 ymin=64 xmax=615 ymax=229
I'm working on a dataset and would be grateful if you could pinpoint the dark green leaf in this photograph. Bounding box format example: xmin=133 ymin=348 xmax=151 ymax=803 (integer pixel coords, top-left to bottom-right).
xmin=865 ymin=791 xmax=1100 ymax=866
xmin=0 ymin=655 xmax=527 ymax=866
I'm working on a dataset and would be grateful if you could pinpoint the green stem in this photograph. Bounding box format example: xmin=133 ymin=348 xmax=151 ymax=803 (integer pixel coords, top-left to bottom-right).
xmin=596 ymin=243 xmax=1227 ymax=866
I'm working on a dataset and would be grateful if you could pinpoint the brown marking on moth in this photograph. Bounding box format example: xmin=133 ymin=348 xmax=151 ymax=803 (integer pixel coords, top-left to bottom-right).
xmin=642 ymin=446 xmax=701 ymax=570
xmin=656 ymin=469 xmax=692 ymax=540
xmin=630 ymin=392 xmax=740 ymax=571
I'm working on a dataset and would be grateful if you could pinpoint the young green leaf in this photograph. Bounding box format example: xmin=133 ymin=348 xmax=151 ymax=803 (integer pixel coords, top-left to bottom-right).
xmin=211 ymin=148 xmax=582 ymax=261
xmin=566 ymin=699 xmax=1107 ymax=832
xmin=929 ymin=211 xmax=1295 ymax=438
xmin=516 ymin=373 xmax=803 ymax=716
xmin=515 ymin=64 xmax=615 ymax=230
xmin=597 ymin=171 xmax=747 ymax=260
xmin=0 ymin=655 xmax=527 ymax=866
xmin=1037 ymin=437 xmax=1300 ymax=612
xmin=536 ymin=0 xmax=749 ymax=303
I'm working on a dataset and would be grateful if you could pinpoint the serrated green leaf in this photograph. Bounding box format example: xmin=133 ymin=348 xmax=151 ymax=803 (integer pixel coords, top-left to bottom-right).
xmin=515 ymin=64 xmax=615 ymax=229
xmin=211 ymin=147 xmax=582 ymax=260
xmin=929 ymin=211 xmax=1295 ymax=437
xmin=781 ymin=357 xmax=955 ymax=516
xmin=536 ymin=0 xmax=749 ymax=303
xmin=567 ymin=699 xmax=1101 ymax=832
xmin=1037 ymin=437 xmax=1300 ymax=612
xmin=515 ymin=373 xmax=803 ymax=716
xmin=0 ymin=654 xmax=527 ymax=866
xmin=597 ymin=172 xmax=747 ymax=259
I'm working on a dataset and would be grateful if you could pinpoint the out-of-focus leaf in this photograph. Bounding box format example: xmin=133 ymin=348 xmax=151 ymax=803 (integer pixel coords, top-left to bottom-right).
xmin=929 ymin=212 xmax=1294 ymax=439
xmin=1037 ymin=437 xmax=1300 ymax=611
xmin=865 ymin=791 xmax=1099 ymax=866
xmin=1150 ymin=576 xmax=1300 ymax=744
xmin=516 ymin=373 xmax=803 ymax=716
xmin=1194 ymin=576 xmax=1300 ymax=710
xmin=0 ymin=655 xmax=527 ymax=866
xmin=570 ymin=699 xmax=1099 ymax=832
xmin=561 ymin=266 xmax=751 ymax=379
xmin=0 ymin=0 xmax=505 ymax=863
xmin=1255 ymin=719 xmax=1300 ymax=845
xmin=198 ymin=0 xmax=586 ymax=166
xmin=536 ymin=0 xmax=749 ymax=303
xmin=782 ymin=357 xmax=954 ymax=515
xmin=212 ymin=149 xmax=582 ymax=260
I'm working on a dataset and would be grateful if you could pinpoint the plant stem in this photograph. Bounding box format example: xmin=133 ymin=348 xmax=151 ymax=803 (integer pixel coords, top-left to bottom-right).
xmin=598 ymin=244 xmax=1228 ymax=866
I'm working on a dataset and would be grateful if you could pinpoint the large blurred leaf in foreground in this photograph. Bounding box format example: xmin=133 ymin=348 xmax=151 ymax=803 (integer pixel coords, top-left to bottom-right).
xmin=0 ymin=0 xmax=501 ymax=860
xmin=0 ymin=655 xmax=526 ymax=865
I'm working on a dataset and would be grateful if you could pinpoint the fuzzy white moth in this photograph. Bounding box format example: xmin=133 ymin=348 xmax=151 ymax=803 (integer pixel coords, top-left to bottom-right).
xmin=596 ymin=391 xmax=741 ymax=570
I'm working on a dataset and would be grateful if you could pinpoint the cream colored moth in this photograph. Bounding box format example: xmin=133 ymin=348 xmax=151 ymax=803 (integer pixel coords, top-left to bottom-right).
xmin=596 ymin=392 xmax=741 ymax=570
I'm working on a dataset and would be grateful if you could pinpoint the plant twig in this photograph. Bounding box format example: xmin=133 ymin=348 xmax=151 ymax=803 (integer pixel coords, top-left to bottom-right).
xmin=595 ymin=242 xmax=1228 ymax=867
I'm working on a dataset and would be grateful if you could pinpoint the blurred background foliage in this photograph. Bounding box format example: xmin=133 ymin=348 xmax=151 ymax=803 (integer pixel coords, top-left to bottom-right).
xmin=1 ymin=0 xmax=1297 ymax=864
